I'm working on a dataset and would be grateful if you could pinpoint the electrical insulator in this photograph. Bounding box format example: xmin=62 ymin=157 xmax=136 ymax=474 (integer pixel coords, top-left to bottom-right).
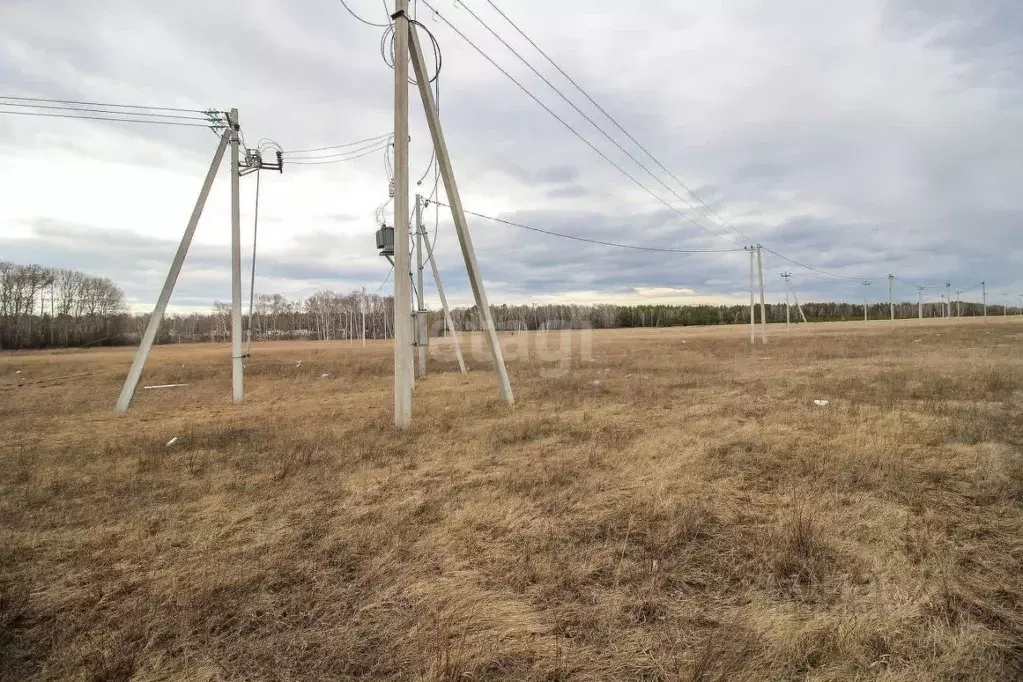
xmin=388 ymin=178 xmax=395 ymax=198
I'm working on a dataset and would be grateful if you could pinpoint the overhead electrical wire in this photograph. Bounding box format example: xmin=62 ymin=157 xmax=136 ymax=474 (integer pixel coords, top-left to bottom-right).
xmin=0 ymin=108 xmax=218 ymax=128
xmin=759 ymin=246 xmax=872 ymax=282
xmin=284 ymin=137 xmax=392 ymax=162
xmin=286 ymin=140 xmax=392 ymax=165
xmin=0 ymin=94 xmax=211 ymax=115
xmin=418 ymin=0 xmax=739 ymax=247
xmin=380 ymin=18 xmax=443 ymax=85
xmin=480 ymin=0 xmax=748 ymax=242
xmin=337 ymin=0 xmax=390 ymax=28
xmin=0 ymin=101 xmax=215 ymax=123
xmin=282 ymin=132 xmax=392 ymax=156
xmin=433 ymin=201 xmax=743 ymax=254
xmin=454 ymin=0 xmax=741 ymax=245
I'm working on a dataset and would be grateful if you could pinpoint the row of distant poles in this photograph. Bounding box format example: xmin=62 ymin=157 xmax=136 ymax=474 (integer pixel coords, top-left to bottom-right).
xmin=743 ymin=245 xmax=996 ymax=346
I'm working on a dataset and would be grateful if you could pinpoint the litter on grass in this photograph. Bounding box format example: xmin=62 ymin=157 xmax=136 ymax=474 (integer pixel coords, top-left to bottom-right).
xmin=320 ymin=373 xmax=331 ymax=378
xmin=166 ymin=437 xmax=179 ymax=446
xmin=143 ymin=383 xmax=188 ymax=390
xmin=813 ymin=399 xmax=829 ymax=407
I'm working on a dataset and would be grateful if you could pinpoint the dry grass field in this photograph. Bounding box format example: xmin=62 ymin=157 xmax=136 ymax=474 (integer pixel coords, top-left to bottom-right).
xmin=1 ymin=317 xmax=1022 ymax=681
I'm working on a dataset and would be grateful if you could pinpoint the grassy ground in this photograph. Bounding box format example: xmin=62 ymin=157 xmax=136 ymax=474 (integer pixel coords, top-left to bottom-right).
xmin=1 ymin=317 xmax=1021 ymax=681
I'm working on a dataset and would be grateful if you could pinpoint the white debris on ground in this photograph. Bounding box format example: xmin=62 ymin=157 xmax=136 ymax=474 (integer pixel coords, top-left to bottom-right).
xmin=166 ymin=437 xmax=179 ymax=446
xmin=296 ymin=361 xmax=303 ymax=367
xmin=813 ymin=399 xmax=829 ymax=407
xmin=143 ymin=384 xmax=188 ymax=390
xmin=320 ymin=373 xmax=331 ymax=378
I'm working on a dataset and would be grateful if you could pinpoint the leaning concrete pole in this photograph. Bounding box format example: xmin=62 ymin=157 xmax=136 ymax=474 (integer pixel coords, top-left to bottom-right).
xmin=982 ymin=281 xmax=987 ymax=324
xmin=115 ymin=127 xmax=231 ymax=413
xmin=415 ymin=194 xmax=427 ymax=378
xmin=426 ymin=236 xmax=467 ymax=374
xmin=409 ymin=22 xmax=513 ymax=405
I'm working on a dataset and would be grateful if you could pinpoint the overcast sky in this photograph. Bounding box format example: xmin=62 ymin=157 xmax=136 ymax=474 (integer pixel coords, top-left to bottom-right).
xmin=1 ymin=0 xmax=1020 ymax=312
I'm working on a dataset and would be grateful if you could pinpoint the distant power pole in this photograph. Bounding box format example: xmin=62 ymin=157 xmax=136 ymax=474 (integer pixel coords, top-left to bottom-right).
xmin=781 ymin=271 xmax=791 ymax=330
xmin=361 ymin=286 xmax=367 ymax=346
xmin=945 ymin=282 xmax=951 ymax=318
xmin=862 ymin=280 xmax=871 ymax=327
xmin=917 ymin=286 xmax=924 ymax=321
xmin=756 ymin=245 xmax=767 ymax=344
xmin=955 ymin=289 xmax=961 ymax=319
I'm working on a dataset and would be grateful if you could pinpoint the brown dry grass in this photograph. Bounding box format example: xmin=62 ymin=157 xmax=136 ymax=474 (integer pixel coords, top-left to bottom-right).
xmin=1 ymin=317 xmax=1022 ymax=681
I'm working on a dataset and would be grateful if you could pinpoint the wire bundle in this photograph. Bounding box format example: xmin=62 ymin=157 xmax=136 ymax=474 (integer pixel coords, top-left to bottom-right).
xmin=0 ymin=95 xmax=225 ymax=129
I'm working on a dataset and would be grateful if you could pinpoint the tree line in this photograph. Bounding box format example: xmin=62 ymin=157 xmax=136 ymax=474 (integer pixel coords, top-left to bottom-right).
xmin=0 ymin=262 xmax=127 ymax=349
xmin=0 ymin=261 xmax=1016 ymax=350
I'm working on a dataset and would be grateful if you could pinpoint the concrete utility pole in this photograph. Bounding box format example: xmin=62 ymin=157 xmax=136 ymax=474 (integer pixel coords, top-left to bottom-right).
xmin=981 ymin=282 xmax=986 ymax=324
xmin=245 ymin=168 xmax=261 ymax=359
xmin=756 ymin=245 xmax=767 ymax=344
xmin=888 ymin=274 xmax=895 ymax=330
xmin=408 ymin=20 xmax=513 ymax=405
xmin=361 ymin=286 xmax=367 ymax=346
xmin=955 ymin=289 xmax=961 ymax=319
xmin=790 ymin=280 xmax=808 ymax=323
xmin=425 ymin=223 xmax=467 ymax=374
xmin=116 ymin=123 xmax=232 ymax=412
xmin=415 ymin=194 xmax=427 ymax=378
xmin=229 ymin=109 xmax=244 ymax=404
xmin=781 ymin=271 xmax=791 ymax=330
xmin=917 ymin=286 xmax=924 ymax=321
xmin=392 ymin=0 xmax=413 ymax=426
xmin=945 ymin=282 xmax=951 ymax=318
xmin=862 ymin=280 xmax=871 ymax=327
xmin=748 ymin=247 xmax=755 ymax=344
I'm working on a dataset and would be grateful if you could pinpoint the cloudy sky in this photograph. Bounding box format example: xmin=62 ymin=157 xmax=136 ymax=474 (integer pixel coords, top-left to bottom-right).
xmin=1 ymin=0 xmax=1020 ymax=312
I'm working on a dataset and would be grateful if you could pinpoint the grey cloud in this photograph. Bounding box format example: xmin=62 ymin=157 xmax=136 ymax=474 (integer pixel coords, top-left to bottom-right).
xmin=1 ymin=0 xmax=1022 ymax=308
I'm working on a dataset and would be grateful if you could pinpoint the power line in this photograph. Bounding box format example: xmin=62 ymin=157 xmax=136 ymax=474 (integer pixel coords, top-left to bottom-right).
xmin=374 ymin=264 xmax=394 ymax=294
xmin=418 ymin=0 xmax=739 ymax=246
xmin=893 ymin=275 xmax=942 ymax=290
xmin=337 ymin=0 xmax=389 ymax=28
xmin=433 ymin=200 xmax=743 ymax=254
xmin=283 ymin=132 xmax=392 ymax=156
xmin=286 ymin=141 xmax=393 ymax=165
xmin=0 ymin=94 xmax=211 ymax=115
xmin=481 ymin=0 xmax=748 ymax=242
xmin=283 ymin=137 xmax=393 ymax=162
xmin=760 ymin=246 xmax=871 ymax=282
xmin=0 ymin=100 xmax=216 ymax=123
xmin=456 ymin=0 xmax=742 ymax=244
xmin=0 ymin=108 xmax=217 ymax=128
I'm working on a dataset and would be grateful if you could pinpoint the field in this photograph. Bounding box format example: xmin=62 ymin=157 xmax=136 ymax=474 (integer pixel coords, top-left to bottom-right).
xmin=1 ymin=317 xmax=1022 ymax=681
